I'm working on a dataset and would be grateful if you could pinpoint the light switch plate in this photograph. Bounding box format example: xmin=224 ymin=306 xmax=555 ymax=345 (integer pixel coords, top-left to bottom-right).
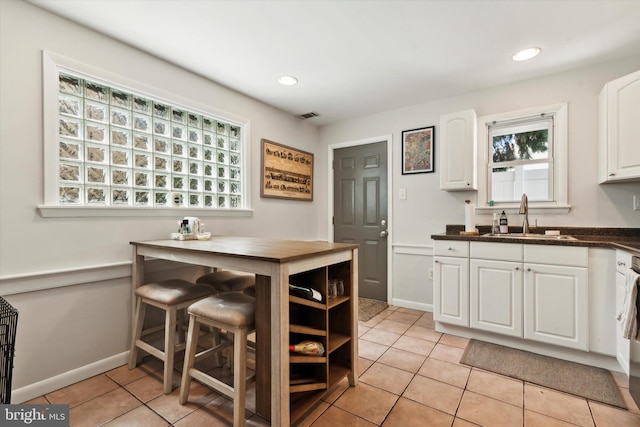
xmin=634 ymin=195 xmax=640 ymax=211
xmin=399 ymin=188 xmax=407 ymax=200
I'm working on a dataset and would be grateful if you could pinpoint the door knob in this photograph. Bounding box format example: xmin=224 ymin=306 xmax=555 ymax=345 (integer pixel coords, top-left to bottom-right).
xmin=380 ymin=230 xmax=388 ymax=238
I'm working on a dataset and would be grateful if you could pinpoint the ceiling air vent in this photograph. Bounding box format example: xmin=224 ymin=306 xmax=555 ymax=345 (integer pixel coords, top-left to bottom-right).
xmin=297 ymin=112 xmax=319 ymax=119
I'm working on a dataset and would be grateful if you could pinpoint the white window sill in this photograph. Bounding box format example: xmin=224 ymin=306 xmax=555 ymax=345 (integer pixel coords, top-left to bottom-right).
xmin=475 ymin=205 xmax=571 ymax=215
xmin=38 ymin=205 xmax=254 ymax=218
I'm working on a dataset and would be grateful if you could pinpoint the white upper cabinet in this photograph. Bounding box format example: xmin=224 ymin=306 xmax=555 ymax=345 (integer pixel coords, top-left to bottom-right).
xmin=439 ymin=109 xmax=477 ymax=191
xmin=599 ymin=69 xmax=640 ymax=183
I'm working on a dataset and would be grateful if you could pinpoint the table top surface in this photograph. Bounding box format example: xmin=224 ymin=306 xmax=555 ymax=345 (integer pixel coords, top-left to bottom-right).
xmin=131 ymin=236 xmax=358 ymax=263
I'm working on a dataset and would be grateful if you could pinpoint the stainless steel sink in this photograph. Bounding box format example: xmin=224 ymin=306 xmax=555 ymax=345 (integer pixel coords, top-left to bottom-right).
xmin=483 ymin=233 xmax=577 ymax=241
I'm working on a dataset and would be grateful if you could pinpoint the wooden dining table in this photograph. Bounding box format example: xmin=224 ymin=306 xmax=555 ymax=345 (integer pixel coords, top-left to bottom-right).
xmin=130 ymin=236 xmax=359 ymax=425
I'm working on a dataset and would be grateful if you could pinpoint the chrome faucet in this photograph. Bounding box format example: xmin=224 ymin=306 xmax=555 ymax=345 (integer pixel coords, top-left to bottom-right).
xmin=519 ymin=193 xmax=530 ymax=234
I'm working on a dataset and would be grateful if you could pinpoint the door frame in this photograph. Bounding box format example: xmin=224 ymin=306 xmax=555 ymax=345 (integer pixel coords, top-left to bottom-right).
xmin=327 ymin=134 xmax=393 ymax=303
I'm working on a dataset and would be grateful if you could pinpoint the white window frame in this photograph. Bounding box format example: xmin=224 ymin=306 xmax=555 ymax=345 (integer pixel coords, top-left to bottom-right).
xmin=488 ymin=114 xmax=554 ymax=203
xmin=476 ymin=103 xmax=570 ymax=214
xmin=39 ymin=51 xmax=252 ymax=218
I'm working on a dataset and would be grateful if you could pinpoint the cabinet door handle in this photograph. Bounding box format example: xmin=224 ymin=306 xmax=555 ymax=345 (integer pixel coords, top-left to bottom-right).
xmin=434 ymin=260 xmax=439 ymax=263
xmin=618 ymin=261 xmax=626 ymax=267
xmin=448 ymin=247 xmax=454 ymax=251
xmin=609 ymin=173 xmax=616 ymax=176
xmin=527 ymin=268 xmax=532 ymax=272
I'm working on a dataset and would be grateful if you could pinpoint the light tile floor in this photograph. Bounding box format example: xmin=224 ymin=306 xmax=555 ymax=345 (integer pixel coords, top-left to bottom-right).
xmin=25 ymin=306 xmax=640 ymax=426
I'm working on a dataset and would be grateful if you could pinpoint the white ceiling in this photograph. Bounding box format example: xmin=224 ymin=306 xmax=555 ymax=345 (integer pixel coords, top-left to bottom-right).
xmin=29 ymin=0 xmax=640 ymax=126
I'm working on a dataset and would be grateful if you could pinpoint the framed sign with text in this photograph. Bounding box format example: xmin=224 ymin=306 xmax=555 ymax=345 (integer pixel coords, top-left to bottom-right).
xmin=260 ymin=139 xmax=313 ymax=201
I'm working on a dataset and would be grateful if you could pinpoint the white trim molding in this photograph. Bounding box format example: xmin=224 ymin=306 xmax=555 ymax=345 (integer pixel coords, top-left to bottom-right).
xmin=477 ymin=103 xmax=570 ymax=213
xmin=12 ymin=352 xmax=130 ymax=404
xmin=0 ymin=261 xmax=132 ymax=295
xmin=38 ymin=205 xmax=253 ymax=218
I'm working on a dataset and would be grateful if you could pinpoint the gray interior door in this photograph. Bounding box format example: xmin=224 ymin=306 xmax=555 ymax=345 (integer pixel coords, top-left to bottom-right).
xmin=333 ymin=141 xmax=388 ymax=301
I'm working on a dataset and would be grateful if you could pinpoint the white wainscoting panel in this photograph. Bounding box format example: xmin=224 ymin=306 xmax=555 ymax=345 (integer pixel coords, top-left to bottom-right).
xmin=392 ymin=244 xmax=434 ymax=312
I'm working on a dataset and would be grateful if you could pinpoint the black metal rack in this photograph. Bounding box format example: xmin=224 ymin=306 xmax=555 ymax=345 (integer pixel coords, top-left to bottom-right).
xmin=0 ymin=297 xmax=18 ymax=404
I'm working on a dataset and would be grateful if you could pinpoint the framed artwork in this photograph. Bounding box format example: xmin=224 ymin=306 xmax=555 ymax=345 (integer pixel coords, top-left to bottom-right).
xmin=261 ymin=139 xmax=313 ymax=201
xmin=402 ymin=126 xmax=435 ymax=174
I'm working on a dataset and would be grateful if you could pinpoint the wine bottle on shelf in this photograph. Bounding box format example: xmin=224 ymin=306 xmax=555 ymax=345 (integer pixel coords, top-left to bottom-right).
xmin=289 ymin=284 xmax=323 ymax=303
xmin=289 ymin=340 xmax=325 ymax=356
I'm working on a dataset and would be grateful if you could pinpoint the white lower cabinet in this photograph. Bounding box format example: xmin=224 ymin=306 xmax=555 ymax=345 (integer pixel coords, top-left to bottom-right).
xmin=434 ymin=240 xmax=469 ymax=327
xmin=588 ymin=248 xmax=616 ymax=356
xmin=470 ymin=259 xmax=523 ymax=337
xmin=436 ymin=240 xmax=591 ymax=352
xmin=616 ymin=250 xmax=633 ymax=373
xmin=523 ymin=262 xmax=588 ymax=350
xmin=434 ymin=256 xmax=469 ymax=327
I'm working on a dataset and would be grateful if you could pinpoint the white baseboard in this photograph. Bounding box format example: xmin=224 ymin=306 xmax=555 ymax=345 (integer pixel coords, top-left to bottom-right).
xmin=391 ymin=298 xmax=432 ymax=313
xmin=12 ymin=351 xmax=130 ymax=404
xmin=435 ymin=322 xmax=622 ymax=373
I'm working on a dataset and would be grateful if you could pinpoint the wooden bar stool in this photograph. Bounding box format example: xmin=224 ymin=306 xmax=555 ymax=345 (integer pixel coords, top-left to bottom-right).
xmin=179 ymin=292 xmax=256 ymax=427
xmin=196 ymin=270 xmax=255 ymax=293
xmin=128 ymin=279 xmax=217 ymax=394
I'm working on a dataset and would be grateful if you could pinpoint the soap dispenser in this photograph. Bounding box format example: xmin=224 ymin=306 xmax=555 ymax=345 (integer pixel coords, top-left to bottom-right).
xmin=499 ymin=211 xmax=508 ymax=234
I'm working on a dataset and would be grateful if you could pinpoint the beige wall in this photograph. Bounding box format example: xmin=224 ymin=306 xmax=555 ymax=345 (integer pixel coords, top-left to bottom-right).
xmin=318 ymin=56 xmax=640 ymax=309
xmin=0 ymin=0 xmax=319 ymax=401
xmin=2 ymin=0 xmax=639 ymax=402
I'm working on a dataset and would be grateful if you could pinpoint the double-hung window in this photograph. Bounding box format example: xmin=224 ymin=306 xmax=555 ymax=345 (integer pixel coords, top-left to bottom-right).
xmin=42 ymin=51 xmax=248 ymax=217
xmin=477 ymin=103 xmax=569 ymax=212
xmin=488 ymin=114 xmax=553 ymax=202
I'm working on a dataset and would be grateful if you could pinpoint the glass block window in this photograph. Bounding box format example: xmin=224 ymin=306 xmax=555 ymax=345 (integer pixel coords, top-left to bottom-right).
xmin=56 ymin=72 xmax=243 ymax=209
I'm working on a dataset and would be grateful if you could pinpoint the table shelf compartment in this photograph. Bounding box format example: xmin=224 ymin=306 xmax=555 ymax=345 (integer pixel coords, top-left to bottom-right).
xmin=290 ymin=390 xmax=326 ymax=425
xmin=328 ymin=262 xmax=352 ymax=298
xmin=290 ymin=355 xmax=327 ymax=364
xmin=290 ymin=382 xmax=327 ymax=393
xmin=290 ymin=268 xmax=327 ymax=304
xmin=287 ymin=260 xmax=355 ymax=423
xmin=289 ymin=295 xmax=326 ymax=310
xmin=326 ymin=295 xmax=349 ymax=309
xmin=328 ymin=363 xmax=351 ymax=388
xmin=290 ymin=330 xmax=327 ymax=362
xmin=289 ymin=302 xmax=327 ymax=334
xmin=327 ymin=332 xmax=350 ymax=354
xmin=289 ymin=364 xmax=327 ymax=394
xmin=289 ymin=324 xmax=326 ymax=337
xmin=329 ymin=299 xmax=352 ymax=337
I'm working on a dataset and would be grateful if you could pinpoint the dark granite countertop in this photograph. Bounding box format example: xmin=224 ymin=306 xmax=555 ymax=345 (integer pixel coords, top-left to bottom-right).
xmin=431 ymin=225 xmax=640 ymax=256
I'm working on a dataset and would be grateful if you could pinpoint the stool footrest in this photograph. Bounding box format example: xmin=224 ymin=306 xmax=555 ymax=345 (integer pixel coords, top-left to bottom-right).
xmin=141 ymin=324 xmax=165 ymax=337
xmin=187 ymin=368 xmax=256 ymax=394
xmin=189 ymin=369 xmax=234 ymax=396
xmin=135 ymin=340 xmax=164 ymax=361
xmin=194 ymin=340 xmax=232 ymax=363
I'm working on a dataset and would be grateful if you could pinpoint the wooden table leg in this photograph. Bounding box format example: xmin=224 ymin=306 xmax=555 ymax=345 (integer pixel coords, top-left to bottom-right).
xmin=254 ymin=274 xmax=271 ymax=418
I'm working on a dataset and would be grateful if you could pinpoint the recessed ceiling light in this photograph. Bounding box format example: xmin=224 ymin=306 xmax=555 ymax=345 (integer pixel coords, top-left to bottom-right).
xmin=512 ymin=47 xmax=541 ymax=62
xmin=278 ymin=75 xmax=298 ymax=86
